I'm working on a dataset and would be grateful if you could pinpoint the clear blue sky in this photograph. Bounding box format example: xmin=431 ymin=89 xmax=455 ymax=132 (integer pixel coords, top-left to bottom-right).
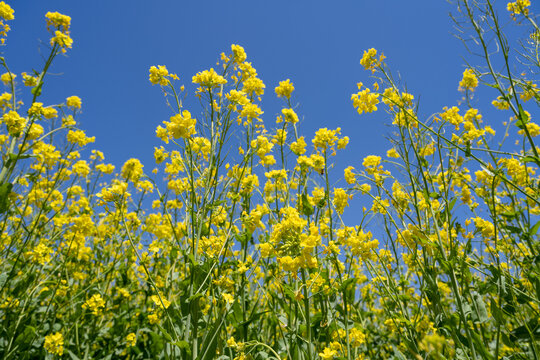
xmin=6 ymin=1 xmax=537 ymax=223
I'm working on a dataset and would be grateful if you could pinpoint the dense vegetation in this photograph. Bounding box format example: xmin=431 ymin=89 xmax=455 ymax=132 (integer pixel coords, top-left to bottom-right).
xmin=0 ymin=1 xmax=539 ymax=359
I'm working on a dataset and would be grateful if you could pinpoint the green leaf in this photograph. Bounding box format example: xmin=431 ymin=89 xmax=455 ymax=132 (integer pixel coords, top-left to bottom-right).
xmin=31 ymin=83 xmax=42 ymax=97
xmin=522 ymin=155 xmax=540 ymax=167
xmin=300 ymin=192 xmax=314 ymax=216
xmin=516 ymin=104 xmax=529 ymax=129
xmin=196 ymin=313 xmax=225 ymax=360
xmin=0 ymin=272 xmax=7 ymax=288
xmin=393 ymin=347 xmax=407 ymax=360
xmin=530 ymin=220 xmax=540 ymax=238
xmin=491 ymin=298 xmax=504 ymax=324
xmin=0 ymin=181 xmax=12 ymax=214
xmin=471 ymin=291 xmax=488 ymax=323
xmin=156 ymin=324 xmax=173 ymax=342
xmin=14 ymin=325 xmax=36 ymax=349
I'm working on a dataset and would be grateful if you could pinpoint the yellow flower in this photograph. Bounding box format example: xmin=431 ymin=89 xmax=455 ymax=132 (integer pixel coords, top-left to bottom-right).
xmin=313 ymin=127 xmax=340 ymax=150
xmin=126 ymin=333 xmax=137 ymax=347
xmin=344 ymin=166 xmax=356 ymax=184
xmin=386 ymin=148 xmax=399 ymax=158
xmin=50 ymin=30 xmax=73 ymax=52
xmin=518 ymin=121 xmax=540 ymax=137
xmin=507 ymin=0 xmax=530 ymax=17
xmin=333 ymin=188 xmax=350 ymax=214
xmin=231 ymin=44 xmax=247 ymax=63
xmin=22 ymin=72 xmax=37 ymax=86
xmin=290 ymin=136 xmax=307 ymax=155
xmin=280 ymin=108 xmax=299 ymax=124
xmin=3 ymin=110 xmax=26 ymax=136
xmin=275 ymin=79 xmax=295 ymax=98
xmin=151 ymin=294 xmax=171 ymax=309
xmin=242 ymin=76 xmax=265 ymax=96
xmin=82 ymin=294 xmax=106 ymax=315
xmin=351 ymin=87 xmax=379 ymax=114
xmin=67 ymin=130 xmax=95 ymax=146
xmin=0 ymin=2 xmax=14 ymax=21
xmin=44 ymin=332 xmax=64 ymax=356
xmin=73 ymin=160 xmax=91 ymax=177
xmin=149 ymin=65 xmax=177 ymax=86
xmin=459 ymin=68 xmax=478 ymax=91
xmin=148 ymin=312 xmax=160 ymax=324
xmin=66 ymin=95 xmax=82 ymax=109
xmin=42 ymin=106 xmax=58 ymax=119
xmin=121 ymin=158 xmax=144 ymax=183
xmin=362 ymin=155 xmax=381 ymax=172
xmin=192 ymin=68 xmax=227 ymax=89
xmin=166 ymin=110 xmax=197 ymax=139
xmin=0 ymin=71 xmax=14 ymax=85
xmin=240 ymin=103 xmax=263 ymax=121
xmin=492 ymin=96 xmax=510 ymax=110
xmin=45 ymin=11 xmax=71 ymax=33
xmin=154 ymin=146 xmax=168 ymax=164
xmin=360 ymin=48 xmax=385 ymax=72
xmin=319 ymin=347 xmax=337 ymax=359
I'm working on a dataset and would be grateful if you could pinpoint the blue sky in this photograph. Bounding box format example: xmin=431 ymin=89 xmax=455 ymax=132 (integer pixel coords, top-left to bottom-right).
xmin=8 ymin=1 xmax=464 ymax=164
xmin=5 ymin=1 xmax=538 ymax=225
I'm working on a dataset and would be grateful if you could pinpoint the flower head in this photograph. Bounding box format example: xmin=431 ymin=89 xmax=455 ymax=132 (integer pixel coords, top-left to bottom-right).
xmin=44 ymin=332 xmax=64 ymax=356
xmin=275 ymin=79 xmax=295 ymax=99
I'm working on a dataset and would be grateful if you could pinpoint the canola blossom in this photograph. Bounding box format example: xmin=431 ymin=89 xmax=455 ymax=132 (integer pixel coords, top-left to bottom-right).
xmin=0 ymin=2 xmax=539 ymax=360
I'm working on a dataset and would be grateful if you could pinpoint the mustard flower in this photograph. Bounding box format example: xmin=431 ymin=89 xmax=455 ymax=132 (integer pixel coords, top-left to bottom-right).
xmin=82 ymin=294 xmax=106 ymax=315
xmin=0 ymin=2 xmax=14 ymax=21
xmin=0 ymin=72 xmax=14 ymax=85
xmin=386 ymin=148 xmax=399 ymax=158
xmin=319 ymin=347 xmax=337 ymax=359
xmin=0 ymin=2 xmax=14 ymax=43
xmin=126 ymin=333 xmax=137 ymax=347
xmin=362 ymin=155 xmax=381 ymax=171
xmin=459 ymin=68 xmax=478 ymax=91
xmin=3 ymin=110 xmax=26 ymax=136
xmin=231 ymin=44 xmax=247 ymax=63
xmin=507 ymin=0 xmax=530 ymax=17
xmin=166 ymin=110 xmax=197 ymax=139
xmin=148 ymin=312 xmax=160 ymax=324
xmin=275 ymin=79 xmax=295 ymax=99
xmin=42 ymin=106 xmax=58 ymax=119
xmin=0 ymin=92 xmax=11 ymax=108
xmin=50 ymin=30 xmax=73 ymax=52
xmin=66 ymin=95 xmax=82 ymax=109
xmin=439 ymin=106 xmax=463 ymax=129
xmin=45 ymin=11 xmax=71 ymax=33
xmin=518 ymin=121 xmax=540 ymax=137
xmin=360 ymin=48 xmax=385 ymax=72
xmin=44 ymin=332 xmax=64 ymax=356
xmin=521 ymin=81 xmax=538 ymax=101
xmin=121 ymin=158 xmax=144 ymax=183
xmin=192 ymin=68 xmax=227 ymax=89
xmin=240 ymin=103 xmax=263 ymax=121
xmin=67 ymin=129 xmax=95 ymax=146
xmin=21 ymin=72 xmax=37 ymax=86
xmin=242 ymin=76 xmax=265 ymax=96
xmin=492 ymin=96 xmax=510 ymax=110
xmin=149 ymin=65 xmax=178 ymax=86
xmin=290 ymin=136 xmax=307 ymax=155
xmin=312 ymin=127 xmax=340 ymax=150
xmin=72 ymin=160 xmax=90 ymax=177
xmin=279 ymin=108 xmax=299 ymax=124
xmin=333 ymin=188 xmax=350 ymax=214
xmin=344 ymin=166 xmax=356 ymax=184
xmin=151 ymin=294 xmax=171 ymax=309
xmin=351 ymin=87 xmax=380 ymax=114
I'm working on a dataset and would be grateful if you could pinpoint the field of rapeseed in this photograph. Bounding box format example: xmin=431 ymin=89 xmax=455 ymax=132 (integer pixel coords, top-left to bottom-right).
xmin=0 ymin=0 xmax=539 ymax=359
